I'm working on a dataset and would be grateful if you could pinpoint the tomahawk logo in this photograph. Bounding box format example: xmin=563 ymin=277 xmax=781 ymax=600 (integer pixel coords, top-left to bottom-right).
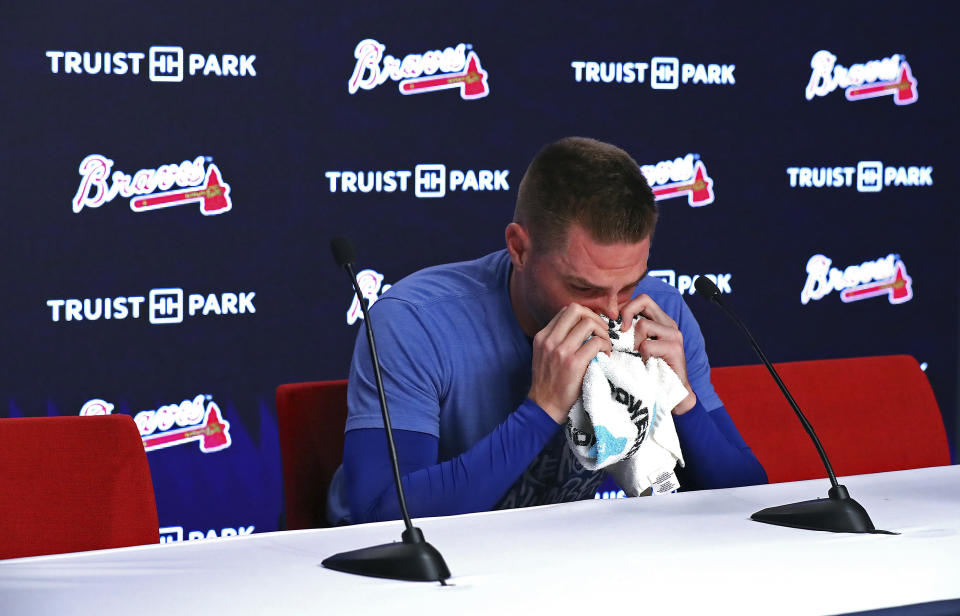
xmin=80 ymin=394 xmax=232 ymax=454
xmin=348 ymin=39 xmax=489 ymax=100
xmin=805 ymin=50 xmax=918 ymax=106
xmin=72 ymin=154 xmax=232 ymax=216
xmin=801 ymin=254 xmax=913 ymax=305
xmin=641 ymin=154 xmax=714 ymax=207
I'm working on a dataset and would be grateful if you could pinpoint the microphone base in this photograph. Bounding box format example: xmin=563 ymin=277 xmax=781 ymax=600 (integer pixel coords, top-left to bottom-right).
xmin=751 ymin=484 xmax=876 ymax=533
xmin=322 ymin=529 xmax=451 ymax=582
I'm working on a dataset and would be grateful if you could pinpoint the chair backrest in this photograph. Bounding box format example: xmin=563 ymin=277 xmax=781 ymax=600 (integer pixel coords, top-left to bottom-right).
xmin=0 ymin=414 xmax=159 ymax=559
xmin=276 ymin=380 xmax=349 ymax=530
xmin=712 ymin=354 xmax=951 ymax=483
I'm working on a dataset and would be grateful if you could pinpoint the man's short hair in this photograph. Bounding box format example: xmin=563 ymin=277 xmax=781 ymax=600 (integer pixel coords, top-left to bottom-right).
xmin=513 ymin=137 xmax=656 ymax=251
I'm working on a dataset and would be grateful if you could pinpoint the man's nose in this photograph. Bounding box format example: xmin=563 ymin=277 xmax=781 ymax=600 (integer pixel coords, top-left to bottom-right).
xmin=595 ymin=294 xmax=621 ymax=322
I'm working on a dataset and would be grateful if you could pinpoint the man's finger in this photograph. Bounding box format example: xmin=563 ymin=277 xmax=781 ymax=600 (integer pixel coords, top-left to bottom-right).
xmin=536 ymin=304 xmax=570 ymax=342
xmin=574 ymin=334 xmax=612 ymax=364
xmin=562 ymin=316 xmax=612 ymax=352
xmin=632 ymin=318 xmax=682 ymax=348
xmin=547 ymin=303 xmax=610 ymax=342
xmin=621 ymin=294 xmax=676 ymax=328
xmin=619 ymin=293 xmax=651 ymax=325
xmin=564 ymin=302 xmax=611 ymax=331
xmin=636 ymin=338 xmax=681 ymax=363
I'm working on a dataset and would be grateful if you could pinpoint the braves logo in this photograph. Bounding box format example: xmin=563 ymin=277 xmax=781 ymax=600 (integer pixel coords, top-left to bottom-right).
xmin=140 ymin=402 xmax=231 ymax=453
xmin=651 ymin=161 xmax=714 ymax=207
xmin=346 ymin=269 xmax=392 ymax=325
xmin=79 ymin=399 xmax=114 ymax=416
xmin=349 ymin=39 xmax=489 ymax=100
xmin=79 ymin=394 xmax=232 ymax=454
xmin=845 ymin=63 xmax=918 ymax=105
xmin=640 ymin=154 xmax=715 ymax=207
xmin=806 ymin=50 xmax=918 ymax=106
xmin=840 ymin=260 xmax=913 ymax=304
xmin=130 ymin=166 xmax=231 ymax=215
xmin=73 ymin=154 xmax=232 ymax=215
xmin=801 ymin=253 xmax=914 ymax=305
xmin=400 ymin=52 xmax=488 ymax=99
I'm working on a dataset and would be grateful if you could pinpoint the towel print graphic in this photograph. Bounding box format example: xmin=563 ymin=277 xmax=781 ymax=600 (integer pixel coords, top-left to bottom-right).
xmin=567 ymin=424 xmax=595 ymax=447
xmin=591 ymin=425 xmax=627 ymax=465
xmin=607 ymin=379 xmax=651 ymax=459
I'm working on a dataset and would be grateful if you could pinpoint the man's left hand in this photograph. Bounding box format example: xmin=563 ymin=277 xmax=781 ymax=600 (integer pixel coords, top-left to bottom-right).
xmin=620 ymin=294 xmax=696 ymax=415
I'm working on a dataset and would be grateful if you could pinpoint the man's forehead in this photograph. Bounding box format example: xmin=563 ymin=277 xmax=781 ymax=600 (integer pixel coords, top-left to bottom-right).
xmin=554 ymin=225 xmax=650 ymax=284
xmin=561 ymin=225 xmax=649 ymax=260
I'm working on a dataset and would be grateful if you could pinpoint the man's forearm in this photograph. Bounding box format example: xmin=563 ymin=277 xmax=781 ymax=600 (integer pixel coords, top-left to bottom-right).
xmin=344 ymin=398 xmax=560 ymax=523
xmin=673 ymin=401 xmax=768 ymax=489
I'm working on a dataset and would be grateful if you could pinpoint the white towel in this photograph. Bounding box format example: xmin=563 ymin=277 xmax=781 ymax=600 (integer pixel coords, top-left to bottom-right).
xmin=565 ymin=316 xmax=689 ymax=496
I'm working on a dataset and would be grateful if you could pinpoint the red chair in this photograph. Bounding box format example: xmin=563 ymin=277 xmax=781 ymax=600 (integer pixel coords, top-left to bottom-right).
xmin=276 ymin=380 xmax=349 ymax=530
xmin=712 ymin=355 xmax=951 ymax=483
xmin=0 ymin=414 xmax=159 ymax=559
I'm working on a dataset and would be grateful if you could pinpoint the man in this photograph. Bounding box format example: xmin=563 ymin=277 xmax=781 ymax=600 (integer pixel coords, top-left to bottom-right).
xmin=326 ymin=137 xmax=766 ymax=525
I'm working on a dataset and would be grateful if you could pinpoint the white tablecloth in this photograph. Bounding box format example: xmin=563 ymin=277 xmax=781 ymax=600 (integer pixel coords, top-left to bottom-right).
xmin=2 ymin=465 xmax=959 ymax=615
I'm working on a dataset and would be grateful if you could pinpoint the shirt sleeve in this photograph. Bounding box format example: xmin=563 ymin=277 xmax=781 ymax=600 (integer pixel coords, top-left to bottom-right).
xmin=654 ymin=286 xmax=767 ymax=487
xmin=674 ymin=295 xmax=724 ymax=411
xmin=346 ymin=296 xmax=447 ymax=436
xmin=344 ymin=398 xmax=561 ymax=523
xmin=673 ymin=400 xmax=768 ymax=489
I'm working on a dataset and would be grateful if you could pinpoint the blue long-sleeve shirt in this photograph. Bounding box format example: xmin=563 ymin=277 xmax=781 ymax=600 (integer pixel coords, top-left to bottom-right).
xmin=344 ymin=399 xmax=766 ymax=523
xmin=326 ymin=250 xmax=767 ymax=524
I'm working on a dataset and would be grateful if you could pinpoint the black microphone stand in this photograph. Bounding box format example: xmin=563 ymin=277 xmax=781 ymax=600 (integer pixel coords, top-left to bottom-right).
xmin=323 ymin=238 xmax=452 ymax=582
xmin=694 ymin=276 xmax=888 ymax=534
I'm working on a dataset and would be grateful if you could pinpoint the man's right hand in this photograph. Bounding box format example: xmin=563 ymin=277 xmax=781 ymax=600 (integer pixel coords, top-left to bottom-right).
xmin=527 ymin=303 xmax=612 ymax=424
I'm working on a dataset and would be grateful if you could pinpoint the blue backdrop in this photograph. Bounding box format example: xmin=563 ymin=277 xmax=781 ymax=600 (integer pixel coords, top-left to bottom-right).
xmin=2 ymin=1 xmax=955 ymax=540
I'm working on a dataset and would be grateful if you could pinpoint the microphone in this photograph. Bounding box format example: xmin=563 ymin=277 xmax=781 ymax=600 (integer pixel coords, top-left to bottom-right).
xmin=330 ymin=236 xmax=356 ymax=268
xmin=693 ymin=275 xmax=886 ymax=534
xmin=322 ymin=237 xmax=452 ymax=582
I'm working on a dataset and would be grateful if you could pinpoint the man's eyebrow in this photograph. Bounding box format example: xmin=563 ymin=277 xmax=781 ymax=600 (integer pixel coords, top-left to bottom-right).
xmin=563 ymin=275 xmax=602 ymax=289
xmin=621 ymin=274 xmax=645 ymax=291
xmin=563 ymin=270 xmax=649 ymax=290
xmin=620 ymin=268 xmax=649 ymax=289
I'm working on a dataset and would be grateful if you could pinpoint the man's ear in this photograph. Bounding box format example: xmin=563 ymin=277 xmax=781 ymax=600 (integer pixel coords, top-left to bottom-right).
xmin=505 ymin=223 xmax=531 ymax=270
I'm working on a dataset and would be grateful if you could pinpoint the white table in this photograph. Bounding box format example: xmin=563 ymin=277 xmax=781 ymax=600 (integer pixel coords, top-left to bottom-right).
xmin=2 ymin=465 xmax=959 ymax=615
